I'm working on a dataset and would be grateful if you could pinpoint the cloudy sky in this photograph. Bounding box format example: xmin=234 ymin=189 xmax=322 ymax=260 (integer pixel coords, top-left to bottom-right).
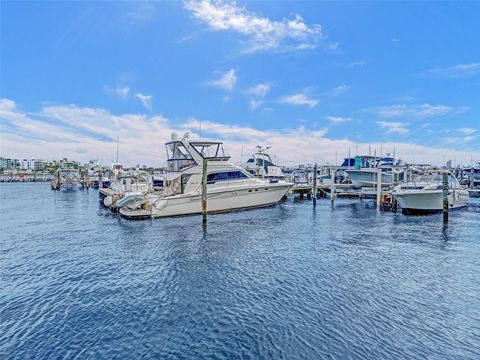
xmin=1 ymin=1 xmax=479 ymax=166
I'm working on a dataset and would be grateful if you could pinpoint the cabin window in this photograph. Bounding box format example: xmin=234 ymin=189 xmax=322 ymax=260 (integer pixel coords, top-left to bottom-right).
xmin=207 ymin=171 xmax=248 ymax=183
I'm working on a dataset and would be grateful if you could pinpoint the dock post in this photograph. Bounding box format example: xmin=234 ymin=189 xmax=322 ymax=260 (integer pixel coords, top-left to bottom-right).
xmin=376 ymin=168 xmax=382 ymax=209
xmin=330 ymin=167 xmax=335 ymax=207
xmin=442 ymin=172 xmax=449 ymax=223
xmin=99 ymin=170 xmax=103 ymax=189
xmin=202 ymin=158 xmax=208 ymax=227
xmin=312 ymin=163 xmax=317 ymax=207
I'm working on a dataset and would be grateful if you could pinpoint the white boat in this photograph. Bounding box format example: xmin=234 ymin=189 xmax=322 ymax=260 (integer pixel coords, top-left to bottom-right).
xmin=51 ymin=166 xmax=80 ymax=190
xmin=392 ymin=171 xmax=469 ymax=214
xmin=243 ymin=146 xmax=285 ymax=179
xmin=119 ymin=133 xmax=293 ymax=219
xmin=346 ymin=156 xmax=403 ymax=188
xmin=460 ymin=162 xmax=480 ymax=188
xmin=101 ymin=171 xmax=155 ymax=209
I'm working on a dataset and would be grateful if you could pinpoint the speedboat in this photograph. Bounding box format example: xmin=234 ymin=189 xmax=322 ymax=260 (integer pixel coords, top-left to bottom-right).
xmin=392 ymin=170 xmax=469 ymax=214
xmin=119 ymin=133 xmax=293 ymax=219
xmin=346 ymin=155 xmax=404 ymax=188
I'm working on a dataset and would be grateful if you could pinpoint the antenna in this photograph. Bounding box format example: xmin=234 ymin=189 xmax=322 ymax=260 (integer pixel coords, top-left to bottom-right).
xmin=116 ymin=136 xmax=119 ymax=163
xmin=348 ymin=147 xmax=351 ymax=169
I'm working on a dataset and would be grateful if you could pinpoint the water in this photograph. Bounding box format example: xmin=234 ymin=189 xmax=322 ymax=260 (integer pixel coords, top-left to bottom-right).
xmin=1 ymin=183 xmax=479 ymax=359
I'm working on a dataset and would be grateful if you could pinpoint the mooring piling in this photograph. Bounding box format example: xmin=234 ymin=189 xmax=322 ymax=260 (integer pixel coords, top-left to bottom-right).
xmin=202 ymin=158 xmax=208 ymax=227
xmin=376 ymin=168 xmax=382 ymax=209
xmin=443 ymin=172 xmax=449 ymax=223
xmin=312 ymin=163 xmax=318 ymax=207
xmin=330 ymin=167 xmax=335 ymax=206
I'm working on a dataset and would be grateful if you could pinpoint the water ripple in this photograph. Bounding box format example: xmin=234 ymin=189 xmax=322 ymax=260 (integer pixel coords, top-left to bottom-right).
xmin=1 ymin=184 xmax=479 ymax=359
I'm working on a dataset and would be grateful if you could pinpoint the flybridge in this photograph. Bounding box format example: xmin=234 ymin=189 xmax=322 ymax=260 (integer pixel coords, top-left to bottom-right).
xmin=166 ymin=133 xmax=231 ymax=172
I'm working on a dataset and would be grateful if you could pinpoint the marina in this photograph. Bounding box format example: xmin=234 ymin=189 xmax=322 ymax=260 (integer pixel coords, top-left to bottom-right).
xmin=2 ymin=1 xmax=480 ymax=358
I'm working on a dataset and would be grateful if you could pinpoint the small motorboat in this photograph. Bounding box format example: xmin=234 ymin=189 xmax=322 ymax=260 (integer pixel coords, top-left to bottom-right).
xmin=392 ymin=170 xmax=469 ymax=214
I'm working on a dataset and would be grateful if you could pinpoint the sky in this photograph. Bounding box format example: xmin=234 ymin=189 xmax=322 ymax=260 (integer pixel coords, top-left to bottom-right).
xmin=1 ymin=0 xmax=479 ymax=167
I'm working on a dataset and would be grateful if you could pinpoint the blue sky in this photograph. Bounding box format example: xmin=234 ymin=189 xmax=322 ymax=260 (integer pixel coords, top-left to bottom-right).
xmin=1 ymin=0 xmax=479 ymax=166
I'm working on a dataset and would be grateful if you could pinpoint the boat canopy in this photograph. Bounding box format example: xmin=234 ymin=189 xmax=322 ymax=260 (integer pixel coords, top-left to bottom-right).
xmin=414 ymin=173 xmax=461 ymax=188
xmin=166 ymin=141 xmax=196 ymax=172
xmin=189 ymin=141 xmax=230 ymax=161
xmin=165 ymin=140 xmax=231 ymax=172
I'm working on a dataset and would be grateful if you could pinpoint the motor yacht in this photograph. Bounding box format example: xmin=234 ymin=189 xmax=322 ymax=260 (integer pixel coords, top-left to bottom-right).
xmin=392 ymin=170 xmax=469 ymax=214
xmin=243 ymin=146 xmax=285 ymax=179
xmin=346 ymin=155 xmax=404 ymax=188
xmin=119 ymin=133 xmax=293 ymax=219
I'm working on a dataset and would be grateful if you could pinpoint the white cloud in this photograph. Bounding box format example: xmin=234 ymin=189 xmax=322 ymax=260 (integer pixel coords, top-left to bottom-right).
xmin=209 ymin=68 xmax=237 ymax=91
xmin=279 ymin=93 xmax=319 ymax=108
xmin=392 ymin=38 xmax=400 ymax=42
xmin=326 ymin=42 xmax=341 ymax=52
xmin=443 ymin=134 xmax=478 ymax=145
xmin=344 ymin=61 xmax=366 ymax=68
xmin=426 ymin=63 xmax=480 ymax=78
xmin=458 ymin=127 xmax=476 ymax=136
xmin=330 ymin=84 xmax=349 ymax=97
xmin=1 ymin=98 xmax=479 ymax=167
xmin=377 ymin=121 xmax=409 ymax=135
xmin=125 ymin=1 xmax=156 ymax=24
xmin=135 ymin=93 xmax=153 ymax=110
xmin=105 ymin=85 xmax=130 ymax=100
xmin=246 ymin=82 xmax=270 ymax=97
xmin=246 ymin=82 xmax=270 ymax=111
xmin=374 ymin=103 xmax=459 ymax=119
xmin=249 ymin=100 xmax=264 ymax=110
xmin=325 ymin=116 xmax=352 ymax=123
xmin=184 ymin=0 xmax=323 ymax=53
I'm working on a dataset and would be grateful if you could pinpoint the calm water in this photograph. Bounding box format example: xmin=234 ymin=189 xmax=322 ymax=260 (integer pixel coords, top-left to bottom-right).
xmin=1 ymin=183 xmax=479 ymax=359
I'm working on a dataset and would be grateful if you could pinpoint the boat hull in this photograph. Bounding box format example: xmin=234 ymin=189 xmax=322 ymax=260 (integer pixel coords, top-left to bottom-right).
xmin=395 ymin=189 xmax=469 ymax=214
xmin=346 ymin=169 xmax=393 ymax=188
xmin=120 ymin=183 xmax=291 ymax=219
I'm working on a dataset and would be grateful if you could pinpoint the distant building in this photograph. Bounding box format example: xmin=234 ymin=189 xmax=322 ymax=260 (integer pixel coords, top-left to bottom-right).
xmin=0 ymin=157 xmax=20 ymax=171
xmin=446 ymin=159 xmax=453 ymax=169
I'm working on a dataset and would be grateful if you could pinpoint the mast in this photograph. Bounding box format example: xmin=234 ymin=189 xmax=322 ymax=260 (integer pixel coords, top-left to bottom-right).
xmin=116 ymin=136 xmax=119 ymax=163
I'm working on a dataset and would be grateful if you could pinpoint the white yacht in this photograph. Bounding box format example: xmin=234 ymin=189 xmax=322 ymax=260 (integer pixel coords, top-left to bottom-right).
xmin=243 ymin=146 xmax=285 ymax=179
xmin=392 ymin=171 xmax=469 ymax=214
xmin=119 ymin=133 xmax=293 ymax=219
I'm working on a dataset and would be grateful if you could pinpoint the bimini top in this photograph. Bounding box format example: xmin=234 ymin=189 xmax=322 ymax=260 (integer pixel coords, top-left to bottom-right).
xmin=165 ymin=134 xmax=231 ymax=172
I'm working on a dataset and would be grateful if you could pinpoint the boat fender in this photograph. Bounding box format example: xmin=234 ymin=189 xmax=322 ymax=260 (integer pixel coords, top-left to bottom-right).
xmin=103 ymin=195 xmax=113 ymax=208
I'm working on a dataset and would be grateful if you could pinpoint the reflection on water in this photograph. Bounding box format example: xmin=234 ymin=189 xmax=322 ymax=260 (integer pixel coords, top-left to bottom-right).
xmin=1 ymin=183 xmax=479 ymax=359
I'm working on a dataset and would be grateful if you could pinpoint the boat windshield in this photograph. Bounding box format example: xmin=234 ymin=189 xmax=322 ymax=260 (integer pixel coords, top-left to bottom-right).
xmin=191 ymin=142 xmax=230 ymax=160
xmin=166 ymin=142 xmax=196 ymax=172
xmin=414 ymin=174 xmax=461 ymax=188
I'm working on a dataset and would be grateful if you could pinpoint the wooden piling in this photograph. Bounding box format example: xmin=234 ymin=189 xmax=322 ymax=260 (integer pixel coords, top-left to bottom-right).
xmin=376 ymin=168 xmax=382 ymax=209
xmin=99 ymin=170 xmax=103 ymax=189
xmin=330 ymin=167 xmax=335 ymax=206
xmin=202 ymin=158 xmax=208 ymax=226
xmin=442 ymin=172 xmax=449 ymax=223
xmin=312 ymin=163 xmax=317 ymax=207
